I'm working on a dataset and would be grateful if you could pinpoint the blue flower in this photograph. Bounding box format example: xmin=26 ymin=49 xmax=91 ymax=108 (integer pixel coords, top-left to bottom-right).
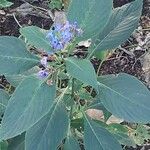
xmin=61 ymin=29 xmax=73 ymax=43
xmin=55 ymin=24 xmax=63 ymax=31
xmin=55 ymin=42 xmax=64 ymax=50
xmin=38 ymin=70 xmax=49 ymax=78
xmin=51 ymin=37 xmax=59 ymax=48
xmin=46 ymin=21 xmax=82 ymax=53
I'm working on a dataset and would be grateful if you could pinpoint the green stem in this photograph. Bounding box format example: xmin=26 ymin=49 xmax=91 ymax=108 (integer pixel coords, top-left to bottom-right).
xmin=71 ymin=78 xmax=75 ymax=97
xmin=96 ymin=59 xmax=105 ymax=76
xmin=54 ymin=53 xmax=62 ymax=64
xmin=67 ymin=40 xmax=77 ymax=57
xmin=89 ymin=59 xmax=105 ymax=95
xmin=87 ymin=46 xmax=96 ymax=60
xmin=70 ymin=78 xmax=75 ymax=120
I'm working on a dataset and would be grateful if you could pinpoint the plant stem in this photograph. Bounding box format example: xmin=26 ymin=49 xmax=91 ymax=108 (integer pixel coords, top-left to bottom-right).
xmin=71 ymin=78 xmax=75 ymax=97
xmin=70 ymin=78 xmax=75 ymax=120
xmin=67 ymin=41 xmax=77 ymax=57
xmin=89 ymin=59 xmax=105 ymax=95
xmin=54 ymin=53 xmax=62 ymax=64
xmin=96 ymin=59 xmax=105 ymax=76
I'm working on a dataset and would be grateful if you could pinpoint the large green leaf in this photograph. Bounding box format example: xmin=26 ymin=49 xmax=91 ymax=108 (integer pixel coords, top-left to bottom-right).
xmin=92 ymin=0 xmax=143 ymax=56
xmin=5 ymin=66 xmax=40 ymax=87
xmin=0 ymin=76 xmax=56 ymax=140
xmin=25 ymin=101 xmax=69 ymax=150
xmin=0 ymin=141 xmax=8 ymax=150
xmin=8 ymin=134 xmax=25 ymax=150
xmin=98 ymin=73 xmax=150 ymax=123
xmin=91 ymin=119 xmax=135 ymax=147
xmin=20 ymin=26 xmax=52 ymax=53
xmin=67 ymin=0 xmax=112 ymax=40
xmin=0 ymin=36 xmax=39 ymax=75
xmin=84 ymin=114 xmax=122 ymax=150
xmin=107 ymin=124 xmax=135 ymax=146
xmin=65 ymin=57 xmax=98 ymax=91
xmin=0 ymin=89 xmax=9 ymax=116
xmin=64 ymin=134 xmax=80 ymax=150
xmin=5 ymin=74 xmax=27 ymax=87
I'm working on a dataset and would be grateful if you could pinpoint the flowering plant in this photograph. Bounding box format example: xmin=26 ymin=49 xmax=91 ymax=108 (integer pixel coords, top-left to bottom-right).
xmin=0 ymin=0 xmax=149 ymax=149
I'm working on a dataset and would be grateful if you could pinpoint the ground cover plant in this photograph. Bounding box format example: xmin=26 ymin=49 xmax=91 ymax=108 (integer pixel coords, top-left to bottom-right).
xmin=0 ymin=0 xmax=150 ymax=149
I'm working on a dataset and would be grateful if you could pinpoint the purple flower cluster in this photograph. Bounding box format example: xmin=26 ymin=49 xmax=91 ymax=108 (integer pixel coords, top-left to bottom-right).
xmin=38 ymin=21 xmax=82 ymax=79
xmin=38 ymin=70 xmax=49 ymax=79
xmin=46 ymin=21 xmax=82 ymax=51
xmin=38 ymin=57 xmax=49 ymax=79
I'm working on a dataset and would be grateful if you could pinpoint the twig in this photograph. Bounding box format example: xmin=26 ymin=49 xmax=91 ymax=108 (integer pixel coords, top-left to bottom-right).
xmin=118 ymin=46 xmax=135 ymax=57
xmin=13 ymin=13 xmax=22 ymax=28
xmin=21 ymin=0 xmax=48 ymax=12
xmin=142 ymin=27 xmax=150 ymax=31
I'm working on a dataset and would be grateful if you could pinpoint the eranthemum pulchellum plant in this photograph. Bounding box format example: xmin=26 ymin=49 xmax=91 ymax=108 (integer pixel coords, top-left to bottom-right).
xmin=0 ymin=0 xmax=149 ymax=149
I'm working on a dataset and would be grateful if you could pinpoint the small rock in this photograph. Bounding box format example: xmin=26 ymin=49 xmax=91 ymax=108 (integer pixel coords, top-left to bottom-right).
xmin=78 ymin=39 xmax=91 ymax=47
xmin=0 ymin=10 xmax=5 ymax=15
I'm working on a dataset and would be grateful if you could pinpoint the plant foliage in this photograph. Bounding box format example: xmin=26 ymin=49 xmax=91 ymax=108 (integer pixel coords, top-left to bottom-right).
xmin=0 ymin=0 xmax=148 ymax=150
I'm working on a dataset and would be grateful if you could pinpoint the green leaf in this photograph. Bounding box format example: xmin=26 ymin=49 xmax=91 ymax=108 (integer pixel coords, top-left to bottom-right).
xmin=49 ymin=0 xmax=62 ymax=9
xmin=65 ymin=57 xmax=98 ymax=91
xmin=78 ymin=88 xmax=92 ymax=101
xmin=0 ymin=89 xmax=9 ymax=116
xmin=0 ymin=36 xmax=39 ymax=75
xmin=64 ymin=134 xmax=80 ymax=150
xmin=107 ymin=124 xmax=135 ymax=146
xmin=0 ymin=141 xmax=8 ymax=150
xmin=0 ymin=0 xmax=13 ymax=8
xmin=5 ymin=66 xmax=40 ymax=87
xmin=132 ymin=125 xmax=150 ymax=145
xmin=67 ymin=0 xmax=112 ymax=40
xmin=0 ymin=76 xmax=56 ymax=140
xmin=92 ymin=0 xmax=143 ymax=56
xmin=93 ymin=120 xmax=135 ymax=146
xmin=63 ymin=94 xmax=74 ymax=107
xmin=95 ymin=50 xmax=110 ymax=60
xmin=8 ymin=134 xmax=25 ymax=150
xmin=71 ymin=118 xmax=84 ymax=130
xmin=20 ymin=26 xmax=52 ymax=53
xmin=5 ymin=74 xmax=27 ymax=87
xmin=84 ymin=114 xmax=122 ymax=150
xmin=107 ymin=123 xmax=128 ymax=133
xmin=25 ymin=101 xmax=69 ymax=150
xmin=98 ymin=73 xmax=150 ymax=123
xmin=136 ymin=125 xmax=150 ymax=140
xmin=113 ymin=132 xmax=135 ymax=146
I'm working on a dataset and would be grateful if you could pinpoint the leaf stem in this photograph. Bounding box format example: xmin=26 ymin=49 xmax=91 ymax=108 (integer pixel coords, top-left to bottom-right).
xmin=70 ymin=78 xmax=75 ymax=120
xmin=89 ymin=59 xmax=104 ymax=95
xmin=96 ymin=59 xmax=105 ymax=76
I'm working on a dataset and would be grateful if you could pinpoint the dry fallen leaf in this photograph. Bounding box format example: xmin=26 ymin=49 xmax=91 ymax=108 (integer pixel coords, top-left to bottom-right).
xmin=86 ymin=109 xmax=104 ymax=121
xmin=106 ymin=115 xmax=123 ymax=124
xmin=86 ymin=109 xmax=123 ymax=124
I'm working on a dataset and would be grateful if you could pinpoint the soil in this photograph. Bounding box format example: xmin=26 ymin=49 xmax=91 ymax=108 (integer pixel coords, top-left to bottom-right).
xmin=0 ymin=0 xmax=150 ymax=150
